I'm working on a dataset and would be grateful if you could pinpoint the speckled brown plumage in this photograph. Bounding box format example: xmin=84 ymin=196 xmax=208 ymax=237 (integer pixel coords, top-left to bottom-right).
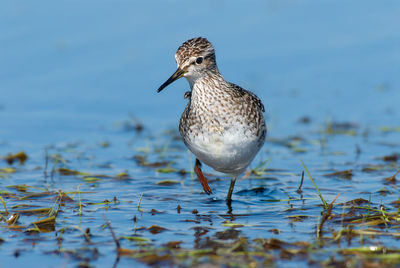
xmin=157 ymin=37 xmax=267 ymax=200
xmin=179 ymin=77 xmax=266 ymax=148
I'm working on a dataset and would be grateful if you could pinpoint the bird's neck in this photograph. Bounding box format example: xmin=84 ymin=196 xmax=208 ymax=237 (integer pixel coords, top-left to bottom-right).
xmin=187 ymin=71 xmax=228 ymax=109
xmin=187 ymin=69 xmax=224 ymax=91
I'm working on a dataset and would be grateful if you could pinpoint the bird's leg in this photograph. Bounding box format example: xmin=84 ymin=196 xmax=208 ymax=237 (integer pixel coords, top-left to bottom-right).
xmin=226 ymin=177 xmax=237 ymax=201
xmin=194 ymin=159 xmax=212 ymax=195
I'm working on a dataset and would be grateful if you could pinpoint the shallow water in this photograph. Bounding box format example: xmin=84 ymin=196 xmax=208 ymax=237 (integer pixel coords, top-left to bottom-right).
xmin=1 ymin=1 xmax=400 ymax=267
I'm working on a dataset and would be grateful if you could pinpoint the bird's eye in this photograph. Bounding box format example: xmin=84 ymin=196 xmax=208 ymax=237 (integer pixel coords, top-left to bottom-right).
xmin=195 ymin=57 xmax=203 ymax=64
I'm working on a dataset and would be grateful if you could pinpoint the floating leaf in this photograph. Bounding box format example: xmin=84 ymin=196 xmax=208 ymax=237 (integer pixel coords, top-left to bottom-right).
xmin=148 ymin=225 xmax=167 ymax=234
xmin=222 ymin=221 xmax=245 ymax=228
xmin=56 ymin=168 xmax=88 ymax=176
xmin=379 ymin=126 xmax=400 ymax=133
xmin=0 ymin=191 xmax=16 ymax=198
xmin=87 ymin=199 xmax=114 ymax=206
xmin=137 ymin=253 xmax=171 ymax=266
xmin=378 ymin=187 xmax=391 ymax=195
xmin=31 ymin=216 xmax=56 ymax=232
xmin=11 ymin=204 xmax=38 ymax=209
xmin=7 ymin=184 xmax=46 ymax=192
xmin=7 ymin=184 xmax=28 ymax=192
xmin=156 ymin=180 xmax=179 ymax=186
xmin=58 ymin=192 xmax=74 ymax=203
xmin=115 ymin=172 xmax=129 ymax=179
xmin=326 ymin=121 xmax=358 ymax=136
xmin=163 ymin=241 xmax=182 ymax=248
xmin=269 ymin=228 xmax=280 ymax=234
xmin=83 ymin=177 xmax=102 ymax=182
xmin=0 ymin=167 xmax=16 ymax=174
xmin=134 ymin=155 xmax=169 ymax=168
xmin=268 ymin=137 xmax=309 ymax=153
xmin=261 ymin=238 xmax=286 ymax=250
xmin=331 ymin=151 xmax=346 ymax=156
xmin=291 ymin=147 xmax=308 ymax=153
xmin=16 ymin=208 xmax=52 ymax=215
xmin=156 ymin=167 xmax=177 ymax=173
xmin=380 ymin=154 xmax=398 ymax=162
xmin=362 ymin=164 xmax=386 ymax=172
xmin=122 ymin=236 xmax=151 ymax=242
xmin=286 ymin=215 xmax=310 ymax=222
xmin=150 ymin=209 xmax=162 ymax=215
xmin=118 ymin=248 xmax=138 ymax=255
xmin=19 ymin=192 xmax=56 ymax=200
xmin=324 ymin=169 xmax=353 ymax=179
xmin=187 ymin=249 xmax=214 ymax=256
xmin=3 ymin=151 xmax=28 ymax=165
xmin=99 ymin=141 xmax=111 ymax=148
xmin=6 ymin=225 xmax=26 ymax=231
xmin=7 ymin=213 xmax=20 ymax=225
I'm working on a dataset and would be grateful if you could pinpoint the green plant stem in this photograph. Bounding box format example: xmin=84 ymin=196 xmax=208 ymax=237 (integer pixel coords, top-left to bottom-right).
xmin=300 ymin=159 xmax=328 ymax=209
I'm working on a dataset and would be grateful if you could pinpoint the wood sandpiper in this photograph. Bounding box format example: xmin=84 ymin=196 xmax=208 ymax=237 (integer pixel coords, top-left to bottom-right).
xmin=157 ymin=37 xmax=266 ymax=201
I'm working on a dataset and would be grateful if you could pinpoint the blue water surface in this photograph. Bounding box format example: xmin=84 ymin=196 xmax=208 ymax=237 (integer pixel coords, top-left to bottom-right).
xmin=0 ymin=1 xmax=399 ymax=267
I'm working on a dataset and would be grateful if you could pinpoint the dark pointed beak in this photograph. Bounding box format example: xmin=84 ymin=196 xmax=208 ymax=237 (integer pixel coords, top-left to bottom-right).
xmin=157 ymin=68 xmax=186 ymax=93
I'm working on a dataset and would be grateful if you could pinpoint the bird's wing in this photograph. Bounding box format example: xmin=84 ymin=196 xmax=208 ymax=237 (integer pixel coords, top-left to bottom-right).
xmin=229 ymin=83 xmax=265 ymax=112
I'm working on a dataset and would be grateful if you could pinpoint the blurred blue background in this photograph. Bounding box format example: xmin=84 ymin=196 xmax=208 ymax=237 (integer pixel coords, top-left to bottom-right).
xmin=0 ymin=0 xmax=399 ymax=144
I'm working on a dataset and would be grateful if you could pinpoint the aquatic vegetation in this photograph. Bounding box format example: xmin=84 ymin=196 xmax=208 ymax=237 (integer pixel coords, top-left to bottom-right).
xmin=0 ymin=114 xmax=399 ymax=267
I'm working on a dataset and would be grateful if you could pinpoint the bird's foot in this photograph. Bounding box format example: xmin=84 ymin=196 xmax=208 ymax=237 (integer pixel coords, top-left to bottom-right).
xmin=194 ymin=159 xmax=212 ymax=195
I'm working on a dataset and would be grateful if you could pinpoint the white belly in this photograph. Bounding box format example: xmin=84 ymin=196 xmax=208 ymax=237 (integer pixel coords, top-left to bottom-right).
xmin=184 ymin=128 xmax=263 ymax=175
